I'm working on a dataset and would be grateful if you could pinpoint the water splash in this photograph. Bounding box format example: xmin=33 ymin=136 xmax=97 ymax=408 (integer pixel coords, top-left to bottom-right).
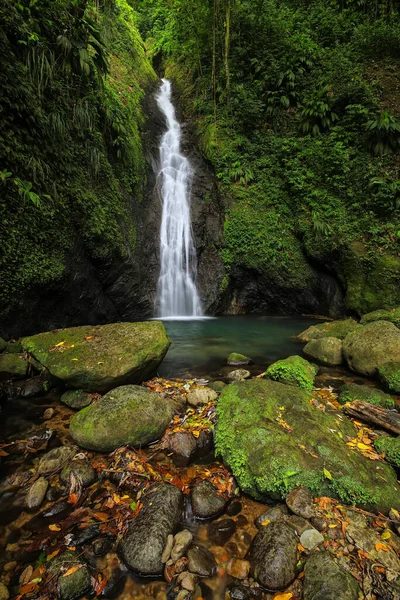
xmin=155 ymin=79 xmax=202 ymax=318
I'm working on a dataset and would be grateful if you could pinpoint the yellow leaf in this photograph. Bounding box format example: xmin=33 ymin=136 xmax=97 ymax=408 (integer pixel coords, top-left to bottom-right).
xmin=323 ymin=468 xmax=333 ymax=480
xmin=381 ymin=531 xmax=391 ymax=540
xmin=55 ymin=341 xmax=65 ymax=347
xmin=375 ymin=542 xmax=389 ymax=552
xmin=261 ymin=519 xmax=271 ymax=527
xmin=48 ymin=524 xmax=61 ymax=531
xmin=63 ymin=566 xmax=81 ymax=577
xmin=71 ymin=358 xmax=78 ymax=361
xmin=273 ymin=594 xmax=293 ymax=600
xmin=357 ymin=443 xmax=371 ymax=451
xmin=329 ymin=524 xmax=337 ymax=529
xmin=391 ymin=508 xmax=400 ymax=520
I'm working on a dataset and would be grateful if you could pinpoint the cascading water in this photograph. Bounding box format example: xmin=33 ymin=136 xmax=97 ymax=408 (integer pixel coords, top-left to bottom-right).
xmin=155 ymin=79 xmax=202 ymax=318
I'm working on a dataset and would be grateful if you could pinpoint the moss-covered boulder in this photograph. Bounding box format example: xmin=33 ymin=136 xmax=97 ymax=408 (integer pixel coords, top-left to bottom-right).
xmin=297 ymin=319 xmax=359 ymax=343
xmin=339 ymin=383 xmax=394 ymax=409
xmin=61 ymin=389 xmax=93 ymax=410
xmin=265 ymin=355 xmax=317 ymax=390
xmin=47 ymin=551 xmax=91 ymax=600
xmin=343 ymin=321 xmax=400 ymax=376
xmin=374 ymin=436 xmax=400 ymax=466
xmin=70 ymin=385 xmax=173 ymax=452
xmin=361 ymin=307 xmax=400 ymax=328
xmin=227 ymin=353 xmax=252 ymax=366
xmin=21 ymin=322 xmax=170 ymax=393
xmin=303 ymin=337 xmax=343 ymax=366
xmin=0 ymin=353 xmax=28 ymax=381
xmin=215 ymin=379 xmax=399 ymax=512
xmin=378 ymin=361 xmax=400 ymax=394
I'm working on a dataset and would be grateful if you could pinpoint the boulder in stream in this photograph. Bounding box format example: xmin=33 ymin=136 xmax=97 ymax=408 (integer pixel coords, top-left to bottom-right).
xmin=265 ymin=355 xmax=317 ymax=390
xmin=119 ymin=483 xmax=184 ymax=576
xmin=227 ymin=353 xmax=252 ymax=366
xmin=343 ymin=320 xmax=400 ymax=376
xmin=303 ymin=337 xmax=343 ymax=366
xmin=61 ymin=389 xmax=93 ymax=409
xmin=21 ymin=321 xmax=171 ymax=393
xmin=378 ymin=361 xmax=400 ymax=393
xmin=303 ymin=551 xmax=359 ymax=600
xmin=70 ymin=385 xmax=173 ymax=452
xmin=216 ymin=379 xmax=400 ymax=512
xmin=297 ymin=319 xmax=359 ymax=343
xmin=191 ymin=480 xmax=226 ymax=519
xmin=360 ymin=307 xmax=400 ymax=327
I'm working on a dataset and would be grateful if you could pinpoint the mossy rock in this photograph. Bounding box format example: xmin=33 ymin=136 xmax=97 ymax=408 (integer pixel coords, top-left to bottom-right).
xmin=339 ymin=383 xmax=394 ymax=409
xmin=361 ymin=307 xmax=400 ymax=328
xmin=22 ymin=322 xmax=171 ymax=393
xmin=47 ymin=551 xmax=91 ymax=600
xmin=5 ymin=341 xmax=23 ymax=353
xmin=215 ymin=379 xmax=399 ymax=512
xmin=297 ymin=319 xmax=359 ymax=343
xmin=374 ymin=436 xmax=400 ymax=467
xmin=0 ymin=353 xmax=28 ymax=381
xmin=70 ymin=385 xmax=173 ymax=452
xmin=265 ymin=355 xmax=317 ymax=390
xmin=61 ymin=389 xmax=93 ymax=410
xmin=209 ymin=381 xmax=227 ymax=393
xmin=227 ymin=353 xmax=252 ymax=366
xmin=0 ymin=337 xmax=6 ymax=353
xmin=303 ymin=337 xmax=343 ymax=366
xmin=343 ymin=321 xmax=400 ymax=377
xmin=378 ymin=362 xmax=400 ymax=394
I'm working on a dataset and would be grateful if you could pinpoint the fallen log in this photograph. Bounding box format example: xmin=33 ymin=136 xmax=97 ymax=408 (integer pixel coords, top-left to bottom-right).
xmin=343 ymin=400 xmax=400 ymax=435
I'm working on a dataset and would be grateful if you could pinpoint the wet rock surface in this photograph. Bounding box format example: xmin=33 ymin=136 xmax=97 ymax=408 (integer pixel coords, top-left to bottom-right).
xmin=227 ymin=369 xmax=251 ymax=382
xmin=191 ymin=480 xmax=226 ymax=519
xmin=187 ymin=545 xmax=217 ymax=577
xmin=207 ymin=518 xmax=236 ymax=545
xmin=60 ymin=459 xmax=97 ymax=487
xmin=286 ymin=486 xmax=314 ymax=519
xmin=37 ymin=446 xmax=77 ymax=475
xmin=24 ymin=477 xmax=49 ymax=510
xmin=304 ymin=336 xmax=343 ymax=366
xmin=47 ymin=551 xmax=91 ymax=600
xmin=303 ymin=551 xmax=359 ymax=600
xmin=343 ymin=320 xmax=400 ymax=376
xmin=61 ymin=389 xmax=93 ymax=409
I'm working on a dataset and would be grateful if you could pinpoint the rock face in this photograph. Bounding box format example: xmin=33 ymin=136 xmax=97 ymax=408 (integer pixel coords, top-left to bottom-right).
xmin=70 ymin=385 xmax=173 ymax=452
xmin=303 ymin=551 xmax=359 ymax=600
xmin=339 ymin=383 xmax=394 ymax=408
xmin=265 ymin=355 xmax=317 ymax=390
xmin=343 ymin=321 xmax=400 ymax=376
xmin=248 ymin=522 xmax=298 ymax=590
xmin=21 ymin=321 xmax=171 ymax=393
xmin=297 ymin=319 xmax=359 ymax=343
xmin=215 ymin=379 xmax=399 ymax=512
xmin=119 ymin=483 xmax=184 ymax=576
xmin=191 ymin=480 xmax=226 ymax=519
xmin=378 ymin=361 xmax=400 ymax=393
xmin=303 ymin=337 xmax=343 ymax=366
xmin=0 ymin=354 xmax=28 ymax=381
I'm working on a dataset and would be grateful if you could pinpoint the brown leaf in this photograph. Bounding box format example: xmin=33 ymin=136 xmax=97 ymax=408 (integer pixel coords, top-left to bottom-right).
xmin=63 ymin=565 xmax=81 ymax=577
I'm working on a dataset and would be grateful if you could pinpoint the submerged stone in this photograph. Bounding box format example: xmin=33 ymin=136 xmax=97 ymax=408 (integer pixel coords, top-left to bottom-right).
xmin=21 ymin=321 xmax=171 ymax=393
xmin=297 ymin=319 xmax=359 ymax=343
xmin=215 ymin=379 xmax=399 ymax=512
xmin=191 ymin=480 xmax=226 ymax=519
xmin=265 ymin=355 xmax=317 ymax=390
xmin=70 ymin=385 xmax=173 ymax=452
xmin=339 ymin=383 xmax=394 ymax=408
xmin=227 ymin=369 xmax=251 ymax=381
xmin=343 ymin=321 xmax=400 ymax=376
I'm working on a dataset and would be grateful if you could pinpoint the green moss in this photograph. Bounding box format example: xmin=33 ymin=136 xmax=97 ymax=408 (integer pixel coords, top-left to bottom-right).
xmin=265 ymin=355 xmax=317 ymax=390
xmin=297 ymin=319 xmax=360 ymax=342
xmin=339 ymin=383 xmax=394 ymax=409
xmin=374 ymin=436 xmax=400 ymax=466
xmin=361 ymin=307 xmax=400 ymax=327
xmin=0 ymin=353 xmax=28 ymax=380
xmin=378 ymin=361 xmax=400 ymax=393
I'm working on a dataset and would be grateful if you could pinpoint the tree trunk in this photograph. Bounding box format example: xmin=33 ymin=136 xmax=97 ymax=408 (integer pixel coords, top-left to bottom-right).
xmin=224 ymin=0 xmax=231 ymax=101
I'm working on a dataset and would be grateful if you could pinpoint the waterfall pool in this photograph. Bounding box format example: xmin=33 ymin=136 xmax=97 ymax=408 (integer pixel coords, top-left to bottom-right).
xmin=157 ymin=315 xmax=321 ymax=378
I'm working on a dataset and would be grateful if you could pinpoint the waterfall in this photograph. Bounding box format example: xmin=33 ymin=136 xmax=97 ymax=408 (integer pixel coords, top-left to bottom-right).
xmin=155 ymin=79 xmax=202 ymax=318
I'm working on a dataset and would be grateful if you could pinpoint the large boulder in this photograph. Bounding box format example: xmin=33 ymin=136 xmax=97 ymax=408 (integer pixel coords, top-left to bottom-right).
xmin=339 ymin=383 xmax=394 ymax=409
xmin=21 ymin=322 xmax=170 ymax=393
xmin=297 ymin=319 xmax=359 ymax=343
xmin=215 ymin=379 xmax=399 ymax=512
xmin=0 ymin=353 xmax=28 ymax=381
xmin=119 ymin=483 xmax=183 ymax=576
xmin=303 ymin=551 xmax=359 ymax=600
xmin=303 ymin=337 xmax=343 ymax=366
xmin=361 ymin=307 xmax=400 ymax=328
xmin=70 ymin=385 xmax=173 ymax=452
xmin=343 ymin=320 xmax=400 ymax=376
xmin=378 ymin=361 xmax=400 ymax=393
xmin=265 ymin=355 xmax=317 ymax=390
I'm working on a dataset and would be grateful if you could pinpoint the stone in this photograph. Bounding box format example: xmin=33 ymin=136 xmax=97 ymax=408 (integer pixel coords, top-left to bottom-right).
xmin=374 ymin=436 xmax=400 ymax=466
xmin=339 ymin=382 xmax=394 ymax=408
xmin=60 ymin=460 xmax=97 ymax=487
xmin=286 ymin=486 xmax=314 ymax=519
xmin=178 ymin=572 xmax=196 ymax=592
xmin=43 ymin=408 xmax=55 ymax=420
xmin=255 ymin=504 xmax=289 ymax=527
xmin=286 ymin=515 xmax=310 ymax=535
xmin=38 ymin=446 xmax=77 ymax=475
xmin=227 ymin=558 xmax=250 ymax=580
xmin=304 ymin=552 xmax=359 ymax=600
xmin=311 ymin=516 xmax=328 ymax=531
xmin=47 ymin=551 xmax=91 ymax=600
xmin=227 ymin=353 xmax=252 ymax=366
xmin=304 ymin=337 xmax=343 ymax=366
xmin=0 ymin=584 xmax=9 ymax=600
xmin=119 ymin=483 xmax=183 ymax=576
xmin=207 ymin=518 xmax=236 ymax=546
xmin=7 ymin=377 xmax=46 ymax=398
xmin=0 ymin=353 xmax=28 ymax=381
xmin=226 ymin=584 xmax=251 ymax=600
xmin=248 ymin=521 xmax=298 ymax=590
xmin=171 ymin=530 xmax=193 ymax=561
xmin=346 ymin=522 xmax=400 ymax=574
xmin=378 ymin=361 xmax=400 ymax=394
xmin=297 ymin=319 xmax=359 ymax=343
xmin=0 ymin=337 xmax=6 ymax=353
xmin=70 ymin=385 xmax=173 ymax=452
xmin=265 ymin=355 xmax=317 ymax=390
xmin=187 ymin=545 xmax=217 ymax=577
xmin=343 ymin=321 xmax=400 ymax=376
xmin=300 ymin=529 xmax=324 ymax=550
xmin=186 ymin=387 xmax=218 ymax=407
xmin=361 ymin=307 xmax=400 ymax=328
xmin=25 ymin=477 xmax=49 ymax=510
xmin=191 ymin=480 xmax=226 ymax=519
xmin=215 ymin=379 xmax=400 ymax=512
xmin=162 ymin=534 xmax=174 ymax=563
xmin=167 ymin=432 xmax=197 ymax=467
xmin=227 ymin=369 xmax=251 ymax=382
xmin=61 ymin=389 xmax=93 ymax=410
xmin=21 ymin=321 xmax=171 ymax=393
xmin=209 ymin=380 xmax=227 ymax=393
xmin=6 ymin=341 xmax=23 ymax=353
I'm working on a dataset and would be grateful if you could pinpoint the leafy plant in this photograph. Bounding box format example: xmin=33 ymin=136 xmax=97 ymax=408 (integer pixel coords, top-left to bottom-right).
xmin=364 ymin=110 xmax=400 ymax=155
xmin=299 ymin=88 xmax=338 ymax=136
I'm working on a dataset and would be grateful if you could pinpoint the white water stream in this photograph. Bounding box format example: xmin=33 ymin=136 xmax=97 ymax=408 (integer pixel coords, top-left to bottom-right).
xmin=155 ymin=79 xmax=202 ymax=318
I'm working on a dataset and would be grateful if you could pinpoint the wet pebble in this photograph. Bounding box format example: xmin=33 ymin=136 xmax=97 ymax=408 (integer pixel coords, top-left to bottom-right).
xmin=286 ymin=515 xmax=311 ymax=535
xmin=191 ymin=481 xmax=226 ymax=519
xmin=60 ymin=459 xmax=97 ymax=488
xmin=162 ymin=534 xmax=174 ymax=563
xmin=255 ymin=504 xmax=288 ymax=527
xmin=227 ymin=501 xmax=242 ymax=516
xmin=311 ymin=515 xmax=327 ymax=531
xmin=187 ymin=545 xmax=217 ymax=577
xmin=227 ymin=370 xmax=251 ymax=382
xmin=37 ymin=446 xmax=77 ymax=475
xmin=177 ymin=571 xmax=196 ymax=591
xmin=24 ymin=477 xmax=48 ymax=510
xmin=207 ymin=518 xmax=236 ymax=546
xmin=300 ymin=528 xmax=324 ymax=550
xmin=226 ymin=584 xmax=251 ymax=600
xmin=171 ymin=529 xmax=193 ymax=562
xmin=227 ymin=558 xmax=250 ymax=580
xmin=0 ymin=583 xmax=9 ymax=600
xmin=43 ymin=408 xmax=55 ymax=420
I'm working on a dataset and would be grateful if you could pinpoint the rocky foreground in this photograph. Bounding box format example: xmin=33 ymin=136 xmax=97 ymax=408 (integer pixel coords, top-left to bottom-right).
xmin=0 ymin=317 xmax=399 ymax=600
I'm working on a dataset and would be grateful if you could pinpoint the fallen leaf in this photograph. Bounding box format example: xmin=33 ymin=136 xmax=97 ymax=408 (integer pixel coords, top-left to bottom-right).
xmin=63 ymin=566 xmax=81 ymax=577
xmin=323 ymin=468 xmax=332 ymax=480
xmin=92 ymin=512 xmax=109 ymax=522
xmin=261 ymin=519 xmax=271 ymax=527
xmin=376 ymin=542 xmax=389 ymax=552
xmin=273 ymin=594 xmax=293 ymax=600
xmin=48 ymin=524 xmax=61 ymax=531
xmin=381 ymin=531 xmax=391 ymax=540
xmin=297 ymin=543 xmax=306 ymax=552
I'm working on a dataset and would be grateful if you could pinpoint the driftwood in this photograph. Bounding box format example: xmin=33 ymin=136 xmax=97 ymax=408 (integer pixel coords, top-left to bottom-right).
xmin=343 ymin=400 xmax=400 ymax=435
